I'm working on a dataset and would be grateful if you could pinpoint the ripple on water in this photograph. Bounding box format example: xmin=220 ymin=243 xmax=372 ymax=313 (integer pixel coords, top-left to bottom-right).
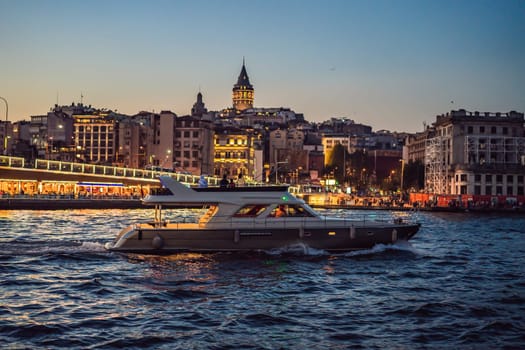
xmin=1 ymin=209 xmax=524 ymax=349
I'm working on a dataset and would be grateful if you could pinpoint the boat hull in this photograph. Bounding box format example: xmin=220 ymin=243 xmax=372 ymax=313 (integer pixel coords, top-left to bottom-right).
xmin=105 ymin=223 xmax=420 ymax=254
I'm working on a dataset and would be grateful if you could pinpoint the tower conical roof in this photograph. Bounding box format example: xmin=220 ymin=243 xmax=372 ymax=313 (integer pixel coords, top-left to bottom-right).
xmin=234 ymin=63 xmax=253 ymax=89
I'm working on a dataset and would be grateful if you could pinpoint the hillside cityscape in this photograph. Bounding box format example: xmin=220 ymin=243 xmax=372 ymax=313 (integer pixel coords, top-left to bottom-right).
xmin=1 ymin=62 xmax=524 ymax=208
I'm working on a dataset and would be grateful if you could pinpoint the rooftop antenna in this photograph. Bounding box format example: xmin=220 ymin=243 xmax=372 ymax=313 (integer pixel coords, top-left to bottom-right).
xmin=80 ymin=92 xmax=84 ymax=105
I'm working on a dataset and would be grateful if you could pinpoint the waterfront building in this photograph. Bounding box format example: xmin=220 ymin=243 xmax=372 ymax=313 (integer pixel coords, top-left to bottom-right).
xmin=73 ymin=112 xmax=117 ymax=164
xmin=234 ymin=107 xmax=303 ymax=126
xmin=303 ymin=133 xmax=324 ymax=178
xmin=269 ymin=128 xmax=287 ymax=166
xmin=213 ymin=125 xmax=260 ymax=179
xmin=116 ymin=114 xmax=149 ymax=169
xmin=10 ymin=121 xmax=35 ymax=159
xmin=267 ymin=127 xmax=307 ymax=182
xmin=404 ymin=129 xmax=432 ymax=163
xmin=322 ymin=134 xmax=349 ymax=166
xmin=147 ymin=110 xmax=176 ymax=170
xmin=424 ymin=109 xmax=525 ymax=196
xmin=317 ymin=117 xmax=372 ymax=136
xmin=29 ymin=109 xmax=74 ymax=160
xmin=173 ymin=114 xmax=214 ymax=175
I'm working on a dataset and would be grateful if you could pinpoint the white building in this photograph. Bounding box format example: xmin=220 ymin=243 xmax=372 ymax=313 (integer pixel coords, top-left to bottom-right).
xmin=425 ymin=110 xmax=525 ymax=196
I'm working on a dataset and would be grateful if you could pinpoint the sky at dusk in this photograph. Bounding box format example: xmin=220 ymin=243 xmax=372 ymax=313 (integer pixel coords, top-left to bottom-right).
xmin=1 ymin=0 xmax=524 ymax=132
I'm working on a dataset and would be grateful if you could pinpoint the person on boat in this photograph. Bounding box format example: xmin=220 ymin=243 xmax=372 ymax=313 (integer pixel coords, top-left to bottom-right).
xmin=198 ymin=175 xmax=208 ymax=188
xmin=237 ymin=173 xmax=245 ymax=186
xmin=228 ymin=179 xmax=236 ymax=188
xmin=220 ymin=174 xmax=229 ymax=188
xmin=275 ymin=205 xmax=287 ymax=217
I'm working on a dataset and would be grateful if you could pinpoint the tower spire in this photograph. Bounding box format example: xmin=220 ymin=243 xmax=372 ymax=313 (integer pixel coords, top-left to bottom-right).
xmin=232 ymin=59 xmax=254 ymax=112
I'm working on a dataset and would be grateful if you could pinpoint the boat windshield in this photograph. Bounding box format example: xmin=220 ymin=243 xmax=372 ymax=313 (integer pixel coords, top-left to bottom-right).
xmin=269 ymin=204 xmax=313 ymax=218
xmin=233 ymin=204 xmax=268 ymax=217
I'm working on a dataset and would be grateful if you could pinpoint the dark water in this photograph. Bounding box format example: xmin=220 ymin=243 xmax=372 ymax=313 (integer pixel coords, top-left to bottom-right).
xmin=0 ymin=208 xmax=524 ymax=349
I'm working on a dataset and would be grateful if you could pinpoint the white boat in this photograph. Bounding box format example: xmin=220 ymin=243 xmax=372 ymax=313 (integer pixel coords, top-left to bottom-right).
xmin=105 ymin=176 xmax=420 ymax=253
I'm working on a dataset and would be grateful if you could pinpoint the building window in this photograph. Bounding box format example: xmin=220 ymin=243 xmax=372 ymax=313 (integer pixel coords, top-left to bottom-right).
xmin=491 ymin=126 xmax=497 ymax=134
xmin=485 ymin=186 xmax=492 ymax=195
xmin=518 ymin=175 xmax=523 ymax=184
xmin=475 ymin=174 xmax=481 ymax=182
xmin=507 ymin=186 xmax=513 ymax=195
xmin=474 ymin=185 xmax=481 ymax=195
xmin=496 ymin=175 xmax=503 ymax=183
xmin=460 ymin=174 xmax=467 ymax=182
xmin=496 ymin=186 xmax=502 ymax=195
xmin=518 ymin=187 xmax=524 ymax=195
xmin=467 ymin=126 xmax=473 ymax=134
xmin=507 ymin=175 xmax=513 ymax=184
xmin=193 ymin=131 xmax=199 ymax=138
xmin=184 ymin=131 xmax=190 ymax=138
xmin=479 ymin=126 xmax=485 ymax=134
xmin=184 ymin=151 xmax=190 ymax=158
xmin=503 ymin=127 xmax=508 ymax=135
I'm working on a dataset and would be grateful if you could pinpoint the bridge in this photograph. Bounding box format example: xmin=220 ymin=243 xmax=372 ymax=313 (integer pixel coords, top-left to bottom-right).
xmin=0 ymin=156 xmax=220 ymax=187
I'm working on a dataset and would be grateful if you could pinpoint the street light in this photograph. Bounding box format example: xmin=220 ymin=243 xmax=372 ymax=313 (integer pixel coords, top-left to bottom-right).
xmin=399 ymin=158 xmax=405 ymax=197
xmin=0 ymin=96 xmax=8 ymax=155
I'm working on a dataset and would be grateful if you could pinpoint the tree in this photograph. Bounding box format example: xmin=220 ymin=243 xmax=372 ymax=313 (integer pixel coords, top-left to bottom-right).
xmin=403 ymin=159 xmax=425 ymax=190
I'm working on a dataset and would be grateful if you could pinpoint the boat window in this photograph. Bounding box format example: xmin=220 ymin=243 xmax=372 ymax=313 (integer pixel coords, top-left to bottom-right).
xmin=233 ymin=205 xmax=268 ymax=217
xmin=150 ymin=187 xmax=173 ymax=195
xmin=289 ymin=205 xmax=313 ymax=217
xmin=269 ymin=204 xmax=313 ymax=217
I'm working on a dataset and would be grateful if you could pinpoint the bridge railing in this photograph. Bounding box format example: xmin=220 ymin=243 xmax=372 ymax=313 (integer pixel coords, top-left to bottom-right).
xmin=0 ymin=156 xmax=220 ymax=186
xmin=0 ymin=155 xmax=25 ymax=168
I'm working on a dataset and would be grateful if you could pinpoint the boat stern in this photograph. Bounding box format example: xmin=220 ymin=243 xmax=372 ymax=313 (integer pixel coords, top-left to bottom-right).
xmin=105 ymin=224 xmax=137 ymax=251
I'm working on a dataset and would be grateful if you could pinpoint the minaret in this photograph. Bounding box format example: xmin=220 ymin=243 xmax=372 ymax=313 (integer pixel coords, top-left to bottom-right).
xmin=232 ymin=59 xmax=254 ymax=112
xmin=191 ymin=91 xmax=208 ymax=117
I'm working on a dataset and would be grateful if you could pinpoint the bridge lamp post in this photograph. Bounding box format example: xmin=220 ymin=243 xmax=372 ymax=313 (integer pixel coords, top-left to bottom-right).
xmin=0 ymin=96 xmax=8 ymax=155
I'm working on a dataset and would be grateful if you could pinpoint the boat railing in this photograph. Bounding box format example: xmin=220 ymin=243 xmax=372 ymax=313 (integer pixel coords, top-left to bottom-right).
xmin=153 ymin=211 xmax=417 ymax=230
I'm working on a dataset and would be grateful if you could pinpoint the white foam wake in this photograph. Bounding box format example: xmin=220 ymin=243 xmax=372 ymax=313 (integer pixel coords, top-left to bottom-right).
xmin=265 ymin=243 xmax=328 ymax=256
xmin=342 ymin=241 xmax=425 ymax=257
xmin=25 ymin=241 xmax=108 ymax=254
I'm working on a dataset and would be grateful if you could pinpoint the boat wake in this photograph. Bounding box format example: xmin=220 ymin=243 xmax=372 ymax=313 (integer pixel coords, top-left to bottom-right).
xmin=342 ymin=241 xmax=425 ymax=257
xmin=1 ymin=240 xmax=108 ymax=256
xmin=263 ymin=241 xmax=426 ymax=257
xmin=264 ymin=243 xmax=327 ymax=256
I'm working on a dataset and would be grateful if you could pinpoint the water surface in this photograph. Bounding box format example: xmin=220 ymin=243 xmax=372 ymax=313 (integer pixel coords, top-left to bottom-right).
xmin=1 ymin=209 xmax=524 ymax=349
